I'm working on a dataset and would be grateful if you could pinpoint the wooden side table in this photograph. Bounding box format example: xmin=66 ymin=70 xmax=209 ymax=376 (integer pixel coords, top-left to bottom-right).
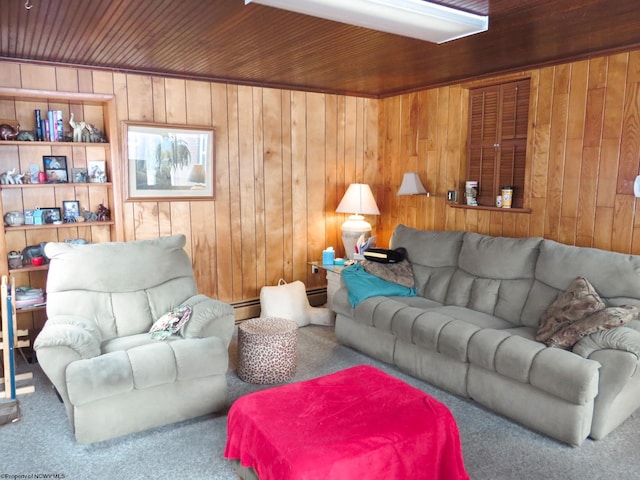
xmin=310 ymin=262 xmax=345 ymax=311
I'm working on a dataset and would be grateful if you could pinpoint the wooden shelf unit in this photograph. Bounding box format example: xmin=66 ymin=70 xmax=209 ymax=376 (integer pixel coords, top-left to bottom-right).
xmin=0 ymin=87 xmax=123 ymax=347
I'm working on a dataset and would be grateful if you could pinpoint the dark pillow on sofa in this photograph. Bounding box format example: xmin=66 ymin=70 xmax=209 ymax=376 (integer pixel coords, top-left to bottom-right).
xmin=535 ymin=277 xmax=606 ymax=342
xmin=547 ymin=306 xmax=639 ymax=349
xmin=362 ymin=259 xmax=415 ymax=288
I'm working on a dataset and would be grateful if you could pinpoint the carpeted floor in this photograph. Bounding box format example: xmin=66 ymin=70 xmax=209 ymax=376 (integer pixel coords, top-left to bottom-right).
xmin=2 ymin=325 xmax=639 ymax=479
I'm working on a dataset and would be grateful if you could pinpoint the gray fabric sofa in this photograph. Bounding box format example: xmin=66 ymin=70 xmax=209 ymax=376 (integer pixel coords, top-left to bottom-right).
xmin=333 ymin=224 xmax=640 ymax=446
xmin=34 ymin=235 xmax=235 ymax=444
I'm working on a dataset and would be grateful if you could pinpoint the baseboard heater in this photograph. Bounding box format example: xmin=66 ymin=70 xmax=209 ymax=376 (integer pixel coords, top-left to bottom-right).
xmin=230 ymin=287 xmax=327 ymax=322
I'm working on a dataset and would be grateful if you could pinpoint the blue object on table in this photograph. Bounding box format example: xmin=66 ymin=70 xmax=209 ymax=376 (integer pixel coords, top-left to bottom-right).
xmin=322 ymin=248 xmax=335 ymax=265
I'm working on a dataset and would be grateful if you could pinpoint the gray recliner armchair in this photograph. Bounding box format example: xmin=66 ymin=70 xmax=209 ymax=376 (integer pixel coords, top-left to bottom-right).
xmin=34 ymin=234 xmax=235 ymax=444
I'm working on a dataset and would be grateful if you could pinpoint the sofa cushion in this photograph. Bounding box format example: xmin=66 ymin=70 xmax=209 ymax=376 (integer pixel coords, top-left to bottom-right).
xmin=547 ymin=306 xmax=638 ymax=349
xmin=522 ymin=239 xmax=640 ymax=328
xmin=536 ymin=277 xmax=606 ymax=342
xmin=445 ymin=233 xmax=541 ymax=325
xmin=411 ymin=313 xmax=481 ymax=363
xmin=432 ymin=306 xmax=514 ymax=330
xmin=390 ymin=225 xmax=464 ymax=303
xmin=45 ymin=235 xmax=195 ymax=293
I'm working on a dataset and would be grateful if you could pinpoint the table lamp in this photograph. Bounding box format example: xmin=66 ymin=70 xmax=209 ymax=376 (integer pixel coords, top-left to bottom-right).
xmin=336 ymin=183 xmax=380 ymax=259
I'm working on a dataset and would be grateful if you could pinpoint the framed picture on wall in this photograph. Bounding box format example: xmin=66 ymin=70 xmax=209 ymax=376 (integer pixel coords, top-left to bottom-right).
xmin=43 ymin=155 xmax=68 ymax=183
xmin=123 ymin=122 xmax=215 ymax=200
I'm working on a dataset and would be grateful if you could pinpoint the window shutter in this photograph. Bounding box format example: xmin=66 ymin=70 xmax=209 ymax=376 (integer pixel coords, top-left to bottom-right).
xmin=467 ymin=79 xmax=529 ymax=208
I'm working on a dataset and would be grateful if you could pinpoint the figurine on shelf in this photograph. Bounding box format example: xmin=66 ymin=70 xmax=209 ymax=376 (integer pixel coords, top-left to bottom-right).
xmin=80 ymin=207 xmax=97 ymax=222
xmin=0 ymin=123 xmax=20 ymax=140
xmin=96 ymin=204 xmax=111 ymax=222
xmin=16 ymin=130 xmax=35 ymax=141
xmin=69 ymin=113 xmax=89 ymax=142
xmin=86 ymin=124 xmax=107 ymax=143
xmin=0 ymin=168 xmax=25 ymax=185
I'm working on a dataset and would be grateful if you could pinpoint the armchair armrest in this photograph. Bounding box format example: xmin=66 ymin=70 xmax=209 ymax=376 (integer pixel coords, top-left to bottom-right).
xmin=34 ymin=314 xmax=102 ymax=359
xmin=179 ymin=294 xmax=235 ymax=347
xmin=33 ymin=315 xmax=103 ymax=419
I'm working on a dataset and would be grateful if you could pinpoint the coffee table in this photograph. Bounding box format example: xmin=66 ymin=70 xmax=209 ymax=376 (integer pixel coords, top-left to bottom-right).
xmin=224 ymin=365 xmax=469 ymax=480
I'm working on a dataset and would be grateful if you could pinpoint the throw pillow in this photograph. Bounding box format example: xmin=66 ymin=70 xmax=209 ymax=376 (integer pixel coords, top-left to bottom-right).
xmin=547 ymin=306 xmax=639 ymax=349
xmin=362 ymin=259 xmax=415 ymax=288
xmin=535 ymin=277 xmax=605 ymax=342
xmin=149 ymin=305 xmax=192 ymax=340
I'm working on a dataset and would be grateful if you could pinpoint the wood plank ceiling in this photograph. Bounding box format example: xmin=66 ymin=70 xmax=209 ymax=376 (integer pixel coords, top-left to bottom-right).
xmin=1 ymin=0 xmax=640 ymax=98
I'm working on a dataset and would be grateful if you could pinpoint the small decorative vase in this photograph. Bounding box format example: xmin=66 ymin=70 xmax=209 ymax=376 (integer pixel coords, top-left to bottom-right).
xmin=4 ymin=211 xmax=24 ymax=227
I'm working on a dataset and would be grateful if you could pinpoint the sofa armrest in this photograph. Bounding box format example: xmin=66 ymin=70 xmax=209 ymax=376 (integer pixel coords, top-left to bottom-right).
xmin=179 ymin=294 xmax=235 ymax=347
xmin=573 ymin=327 xmax=640 ymax=360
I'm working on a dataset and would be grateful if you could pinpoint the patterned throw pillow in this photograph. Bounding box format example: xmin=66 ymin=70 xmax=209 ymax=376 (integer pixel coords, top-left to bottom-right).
xmin=149 ymin=305 xmax=192 ymax=340
xmin=535 ymin=277 xmax=605 ymax=342
xmin=547 ymin=306 xmax=639 ymax=349
xmin=362 ymin=259 xmax=415 ymax=288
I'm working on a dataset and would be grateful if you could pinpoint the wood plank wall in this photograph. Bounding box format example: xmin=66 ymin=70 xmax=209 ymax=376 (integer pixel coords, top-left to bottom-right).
xmin=378 ymin=50 xmax=640 ymax=255
xmin=3 ymin=47 xmax=640 ymax=316
xmin=0 ymin=61 xmax=379 ymax=312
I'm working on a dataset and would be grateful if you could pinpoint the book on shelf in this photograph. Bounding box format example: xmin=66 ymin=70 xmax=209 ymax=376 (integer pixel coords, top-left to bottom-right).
xmin=36 ymin=109 xmax=64 ymax=141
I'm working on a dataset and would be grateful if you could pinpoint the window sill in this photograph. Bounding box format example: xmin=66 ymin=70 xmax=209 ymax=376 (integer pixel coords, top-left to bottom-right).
xmin=449 ymin=204 xmax=531 ymax=214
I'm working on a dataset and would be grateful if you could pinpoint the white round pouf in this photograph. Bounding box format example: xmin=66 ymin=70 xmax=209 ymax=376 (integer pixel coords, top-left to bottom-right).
xmin=237 ymin=317 xmax=298 ymax=384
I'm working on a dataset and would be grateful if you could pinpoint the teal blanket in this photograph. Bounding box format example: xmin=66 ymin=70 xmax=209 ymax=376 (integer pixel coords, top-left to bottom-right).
xmin=341 ymin=263 xmax=417 ymax=307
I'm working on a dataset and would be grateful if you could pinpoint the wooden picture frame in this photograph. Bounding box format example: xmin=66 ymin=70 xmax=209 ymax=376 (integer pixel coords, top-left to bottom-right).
xmin=43 ymin=155 xmax=68 ymax=183
xmin=123 ymin=122 xmax=215 ymax=200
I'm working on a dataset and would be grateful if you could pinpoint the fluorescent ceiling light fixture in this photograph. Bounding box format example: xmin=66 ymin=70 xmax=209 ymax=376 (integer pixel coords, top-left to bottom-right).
xmin=245 ymin=0 xmax=488 ymax=44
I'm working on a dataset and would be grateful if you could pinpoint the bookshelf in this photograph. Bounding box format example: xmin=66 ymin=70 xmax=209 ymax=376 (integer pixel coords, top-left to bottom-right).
xmin=0 ymin=87 xmax=123 ymax=348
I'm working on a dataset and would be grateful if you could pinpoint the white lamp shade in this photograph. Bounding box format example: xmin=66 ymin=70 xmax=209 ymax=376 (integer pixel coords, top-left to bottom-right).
xmin=397 ymin=172 xmax=427 ymax=195
xmin=336 ymin=183 xmax=380 ymax=215
xmin=336 ymin=183 xmax=380 ymax=259
xmin=245 ymin=0 xmax=488 ymax=44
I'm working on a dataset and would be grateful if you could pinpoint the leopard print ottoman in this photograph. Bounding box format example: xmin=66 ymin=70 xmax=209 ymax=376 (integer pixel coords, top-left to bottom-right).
xmin=237 ymin=317 xmax=298 ymax=384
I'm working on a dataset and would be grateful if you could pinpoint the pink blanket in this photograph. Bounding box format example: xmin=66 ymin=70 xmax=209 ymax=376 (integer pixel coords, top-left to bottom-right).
xmin=225 ymin=365 xmax=469 ymax=480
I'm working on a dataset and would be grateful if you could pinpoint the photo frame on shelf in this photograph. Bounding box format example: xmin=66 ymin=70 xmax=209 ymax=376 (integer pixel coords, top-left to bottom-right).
xmin=40 ymin=207 xmax=62 ymax=224
xmin=87 ymin=160 xmax=107 ymax=183
xmin=71 ymin=167 xmax=89 ymax=183
xmin=62 ymin=200 xmax=80 ymax=222
xmin=29 ymin=164 xmax=39 ymax=184
xmin=43 ymin=155 xmax=68 ymax=183
xmin=124 ymin=122 xmax=215 ymax=200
